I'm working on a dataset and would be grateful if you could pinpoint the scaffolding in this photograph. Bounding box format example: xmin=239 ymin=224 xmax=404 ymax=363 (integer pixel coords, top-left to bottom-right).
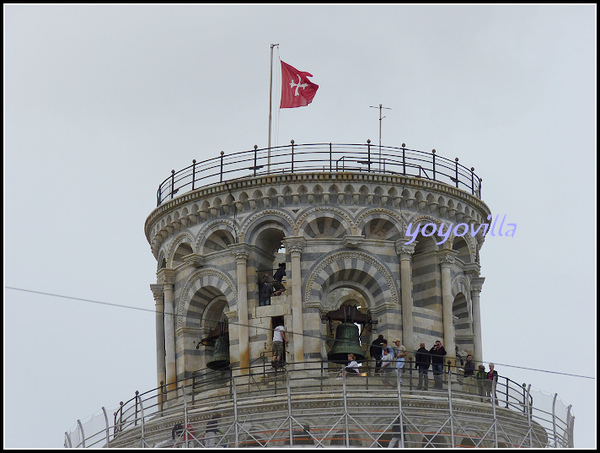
xmin=65 ymin=362 xmax=574 ymax=448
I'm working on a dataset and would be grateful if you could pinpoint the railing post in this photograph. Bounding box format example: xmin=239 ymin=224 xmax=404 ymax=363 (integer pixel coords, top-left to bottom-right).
xmin=454 ymin=158 xmax=459 ymax=188
xmin=470 ymin=167 xmax=475 ymax=196
xmin=232 ymin=376 xmax=239 ymax=448
xmin=402 ymin=143 xmax=406 ymax=175
xmin=491 ymin=380 xmax=498 ymax=448
xmin=291 ymin=140 xmax=295 ymax=173
xmin=329 ymin=143 xmax=332 ymax=172
xmin=192 ymin=159 xmax=196 ymax=191
xmin=566 ymin=404 xmax=574 ymax=448
xmin=115 ymin=401 xmax=124 ymax=436
xmin=77 ymin=419 xmax=86 ymax=448
xmin=552 ymin=393 xmax=558 ymax=447
xmin=170 ymin=170 xmax=175 ymax=200
xmin=159 ymin=381 xmax=165 ymax=414
xmin=220 ymin=151 xmax=225 ymax=182
xmin=64 ymin=431 xmax=72 ymax=448
xmin=525 ymin=384 xmax=533 ymax=448
xmin=447 ymin=368 xmax=455 ymax=447
xmin=102 ymin=407 xmax=110 ymax=447
xmin=157 ymin=187 xmax=161 ymax=207
xmin=287 ymin=369 xmax=293 ymax=446
xmin=397 ymin=366 xmax=405 ymax=448
xmin=137 ymin=392 xmax=147 ymax=447
xmin=367 ymin=139 xmax=371 ymax=172
xmin=253 ymin=145 xmax=258 ymax=176
xmin=342 ymin=368 xmax=349 ymax=447
xmin=432 ymin=149 xmax=436 ymax=181
xmin=134 ymin=390 xmax=139 ymax=426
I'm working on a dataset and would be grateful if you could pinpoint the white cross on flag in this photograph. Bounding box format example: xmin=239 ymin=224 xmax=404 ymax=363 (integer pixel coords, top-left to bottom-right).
xmin=280 ymin=60 xmax=319 ymax=109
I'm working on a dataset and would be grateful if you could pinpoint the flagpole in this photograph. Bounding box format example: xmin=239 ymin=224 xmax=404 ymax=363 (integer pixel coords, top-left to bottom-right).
xmin=370 ymin=103 xmax=391 ymax=171
xmin=268 ymin=43 xmax=279 ymax=174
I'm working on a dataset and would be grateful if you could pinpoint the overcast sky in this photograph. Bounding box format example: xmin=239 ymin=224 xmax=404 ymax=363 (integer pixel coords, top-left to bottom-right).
xmin=4 ymin=4 xmax=596 ymax=449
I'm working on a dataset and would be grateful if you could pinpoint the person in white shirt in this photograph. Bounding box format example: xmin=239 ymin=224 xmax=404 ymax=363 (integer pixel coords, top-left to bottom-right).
xmin=272 ymin=322 xmax=288 ymax=369
xmin=338 ymin=353 xmax=360 ymax=377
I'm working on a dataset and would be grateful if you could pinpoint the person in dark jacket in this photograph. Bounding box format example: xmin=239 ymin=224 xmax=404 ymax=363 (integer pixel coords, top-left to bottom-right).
xmin=415 ymin=342 xmax=431 ymax=390
xmin=259 ymin=273 xmax=272 ymax=306
xmin=273 ymin=263 xmax=287 ymax=296
xmin=429 ymin=340 xmax=447 ymax=389
xmin=370 ymin=334 xmax=385 ymax=374
xmin=461 ymin=354 xmax=476 ymax=394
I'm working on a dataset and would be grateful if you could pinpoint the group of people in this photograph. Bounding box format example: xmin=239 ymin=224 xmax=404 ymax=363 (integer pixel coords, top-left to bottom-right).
xmin=369 ymin=335 xmax=408 ymax=385
xmin=259 ymin=263 xmax=287 ymax=306
xmin=414 ymin=340 xmax=447 ymax=390
xmin=157 ymin=413 xmax=222 ymax=448
xmin=460 ymin=354 xmax=499 ymax=399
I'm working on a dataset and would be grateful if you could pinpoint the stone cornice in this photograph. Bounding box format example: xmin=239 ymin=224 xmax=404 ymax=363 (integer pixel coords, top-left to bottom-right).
xmin=144 ymin=172 xmax=491 ymax=249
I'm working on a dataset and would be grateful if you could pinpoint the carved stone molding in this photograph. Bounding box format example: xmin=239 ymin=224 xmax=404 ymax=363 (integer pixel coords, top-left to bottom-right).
xmin=157 ymin=268 xmax=176 ymax=286
xmin=343 ymin=235 xmax=365 ymax=248
xmin=470 ymin=277 xmax=485 ymax=293
xmin=437 ymin=249 xmax=458 ymax=265
xmin=283 ymin=236 xmax=306 ymax=254
xmin=228 ymin=243 xmax=251 ymax=261
xmin=150 ymin=283 xmax=164 ymax=301
xmin=183 ymin=253 xmax=206 ymax=268
xmin=395 ymin=239 xmax=416 ymax=257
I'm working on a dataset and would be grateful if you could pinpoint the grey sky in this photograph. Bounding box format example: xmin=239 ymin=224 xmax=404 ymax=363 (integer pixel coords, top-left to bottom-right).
xmin=4 ymin=4 xmax=596 ymax=448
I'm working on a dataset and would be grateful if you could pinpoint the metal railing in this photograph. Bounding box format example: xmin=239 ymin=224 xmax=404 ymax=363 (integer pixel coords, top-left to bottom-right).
xmin=155 ymin=142 xmax=483 ymax=206
xmin=65 ymin=360 xmax=574 ymax=448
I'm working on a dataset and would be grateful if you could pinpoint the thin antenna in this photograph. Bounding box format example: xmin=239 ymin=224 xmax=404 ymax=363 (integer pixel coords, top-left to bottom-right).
xmin=369 ymin=104 xmax=391 ymax=171
xmin=268 ymin=43 xmax=280 ymax=174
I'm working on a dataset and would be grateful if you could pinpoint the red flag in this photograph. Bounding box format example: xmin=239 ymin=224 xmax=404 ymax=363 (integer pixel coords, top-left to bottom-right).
xmin=280 ymin=60 xmax=319 ymax=108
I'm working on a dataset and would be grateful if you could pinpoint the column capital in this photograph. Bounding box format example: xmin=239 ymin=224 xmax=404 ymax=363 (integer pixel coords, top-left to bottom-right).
xmin=395 ymin=239 xmax=416 ymax=257
xmin=157 ymin=268 xmax=176 ymax=286
xmin=228 ymin=243 xmax=251 ymax=261
xmin=283 ymin=236 xmax=306 ymax=254
xmin=437 ymin=249 xmax=458 ymax=266
xmin=470 ymin=277 xmax=486 ymax=293
xmin=463 ymin=262 xmax=481 ymax=278
xmin=150 ymin=284 xmax=164 ymax=300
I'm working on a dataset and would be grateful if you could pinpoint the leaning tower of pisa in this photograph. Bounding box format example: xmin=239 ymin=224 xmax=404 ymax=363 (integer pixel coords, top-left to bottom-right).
xmin=69 ymin=141 xmax=573 ymax=448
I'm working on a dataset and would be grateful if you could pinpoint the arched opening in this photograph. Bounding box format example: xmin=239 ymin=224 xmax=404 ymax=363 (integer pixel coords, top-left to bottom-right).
xmin=172 ymin=242 xmax=193 ymax=267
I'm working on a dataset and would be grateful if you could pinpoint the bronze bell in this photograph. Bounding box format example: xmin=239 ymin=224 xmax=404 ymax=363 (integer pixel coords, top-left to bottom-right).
xmin=327 ymin=322 xmax=366 ymax=363
xmin=207 ymin=332 xmax=230 ymax=370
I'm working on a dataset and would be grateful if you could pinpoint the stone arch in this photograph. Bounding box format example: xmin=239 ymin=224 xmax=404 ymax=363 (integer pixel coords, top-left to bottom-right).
xmin=157 ymin=250 xmax=167 ymax=271
xmin=304 ymin=215 xmax=347 ymax=239
xmin=240 ymin=210 xmax=295 ymax=243
xmin=296 ymin=206 xmax=357 ymax=238
xmin=199 ymin=295 xmax=230 ymax=370
xmin=178 ymin=269 xmax=237 ymax=329
xmin=452 ymin=235 xmax=472 ymax=263
xmin=167 ymin=232 xmax=196 ymax=268
xmin=305 ymin=250 xmax=398 ymax=308
xmin=356 ymin=208 xmax=406 ymax=241
xmin=198 ymin=219 xmax=237 ymax=255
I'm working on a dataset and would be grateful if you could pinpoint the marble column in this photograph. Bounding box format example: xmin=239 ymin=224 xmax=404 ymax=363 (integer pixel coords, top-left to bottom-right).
xmin=285 ymin=237 xmax=306 ymax=364
xmin=470 ymin=277 xmax=485 ymax=364
xmin=150 ymin=284 xmax=166 ymax=402
xmin=158 ymin=268 xmax=177 ymax=395
xmin=230 ymin=245 xmax=250 ymax=371
xmin=395 ymin=240 xmax=416 ymax=351
xmin=438 ymin=250 xmax=458 ymax=366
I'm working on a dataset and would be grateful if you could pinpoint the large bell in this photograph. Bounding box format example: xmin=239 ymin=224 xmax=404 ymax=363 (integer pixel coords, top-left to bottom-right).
xmin=207 ymin=333 xmax=230 ymax=370
xmin=327 ymin=322 xmax=366 ymax=363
